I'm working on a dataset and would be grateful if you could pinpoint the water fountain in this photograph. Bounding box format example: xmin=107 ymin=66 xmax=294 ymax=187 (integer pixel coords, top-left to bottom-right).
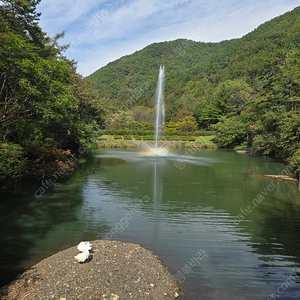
xmin=140 ymin=66 xmax=168 ymax=156
xmin=154 ymin=65 xmax=165 ymax=152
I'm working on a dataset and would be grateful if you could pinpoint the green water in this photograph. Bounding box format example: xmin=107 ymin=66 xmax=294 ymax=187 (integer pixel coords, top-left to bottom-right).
xmin=1 ymin=148 xmax=300 ymax=299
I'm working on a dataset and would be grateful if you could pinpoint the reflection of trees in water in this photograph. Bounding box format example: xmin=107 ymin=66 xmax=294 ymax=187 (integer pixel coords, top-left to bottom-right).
xmin=0 ymin=196 xmax=30 ymax=286
xmin=247 ymin=183 xmax=300 ymax=263
xmin=0 ymin=153 xmax=111 ymax=287
xmin=0 ymin=187 xmax=84 ymax=286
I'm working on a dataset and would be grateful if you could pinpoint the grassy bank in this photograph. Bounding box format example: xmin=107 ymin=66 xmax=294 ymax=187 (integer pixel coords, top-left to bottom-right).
xmin=95 ymin=135 xmax=217 ymax=149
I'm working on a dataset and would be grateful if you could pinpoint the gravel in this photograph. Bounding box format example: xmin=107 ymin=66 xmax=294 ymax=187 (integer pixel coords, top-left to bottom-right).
xmin=0 ymin=240 xmax=180 ymax=300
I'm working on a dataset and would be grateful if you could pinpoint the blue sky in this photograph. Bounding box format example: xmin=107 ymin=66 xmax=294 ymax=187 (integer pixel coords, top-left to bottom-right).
xmin=37 ymin=0 xmax=300 ymax=76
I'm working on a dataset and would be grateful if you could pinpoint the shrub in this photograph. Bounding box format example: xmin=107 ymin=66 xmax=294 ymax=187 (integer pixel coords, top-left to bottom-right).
xmin=142 ymin=135 xmax=153 ymax=140
xmin=212 ymin=116 xmax=248 ymax=148
xmin=177 ymin=116 xmax=198 ymax=132
xmin=0 ymin=143 xmax=25 ymax=181
xmin=165 ymin=121 xmax=179 ymax=133
xmin=126 ymin=121 xmax=143 ymax=130
xmin=194 ymin=130 xmax=214 ymax=136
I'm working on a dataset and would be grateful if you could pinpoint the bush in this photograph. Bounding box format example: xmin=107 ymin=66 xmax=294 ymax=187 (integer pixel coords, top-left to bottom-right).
xmin=142 ymin=135 xmax=154 ymax=141
xmin=177 ymin=116 xmax=198 ymax=132
xmin=165 ymin=136 xmax=196 ymax=141
xmin=179 ymin=136 xmax=196 ymax=141
xmin=166 ymin=136 xmax=180 ymax=141
xmin=164 ymin=130 xmax=179 ymax=136
xmin=212 ymin=116 xmax=248 ymax=148
xmin=178 ymin=131 xmax=193 ymax=136
xmin=123 ymin=135 xmax=132 ymax=140
xmin=165 ymin=121 xmax=179 ymax=133
xmin=133 ymin=135 xmax=143 ymax=140
xmin=194 ymin=130 xmax=214 ymax=136
xmin=136 ymin=130 xmax=153 ymax=136
xmin=0 ymin=143 xmax=25 ymax=181
xmin=141 ymin=122 xmax=154 ymax=130
xmin=113 ymin=129 xmax=127 ymax=135
xmin=126 ymin=121 xmax=142 ymax=130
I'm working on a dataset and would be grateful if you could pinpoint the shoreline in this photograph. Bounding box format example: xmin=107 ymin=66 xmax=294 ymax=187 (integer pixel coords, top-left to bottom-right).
xmin=0 ymin=240 xmax=180 ymax=300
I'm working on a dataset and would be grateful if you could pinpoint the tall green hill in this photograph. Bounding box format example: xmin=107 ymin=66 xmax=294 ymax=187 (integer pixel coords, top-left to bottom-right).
xmin=88 ymin=39 xmax=231 ymax=112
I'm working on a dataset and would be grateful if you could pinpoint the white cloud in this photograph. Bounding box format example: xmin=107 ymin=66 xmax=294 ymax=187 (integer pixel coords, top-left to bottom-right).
xmin=37 ymin=0 xmax=300 ymax=76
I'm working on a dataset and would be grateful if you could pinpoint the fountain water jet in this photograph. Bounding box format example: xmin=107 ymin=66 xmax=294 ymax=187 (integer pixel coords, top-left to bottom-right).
xmin=139 ymin=66 xmax=168 ymax=157
xmin=154 ymin=65 xmax=165 ymax=152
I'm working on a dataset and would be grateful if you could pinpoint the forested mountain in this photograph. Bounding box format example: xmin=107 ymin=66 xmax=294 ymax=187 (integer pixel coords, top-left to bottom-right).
xmin=89 ymin=6 xmax=300 ymax=169
xmin=0 ymin=0 xmax=104 ymax=182
xmin=89 ymin=39 xmax=233 ymax=119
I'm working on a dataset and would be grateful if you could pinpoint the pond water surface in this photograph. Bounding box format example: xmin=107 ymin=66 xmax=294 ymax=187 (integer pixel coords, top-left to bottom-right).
xmin=1 ymin=148 xmax=300 ymax=299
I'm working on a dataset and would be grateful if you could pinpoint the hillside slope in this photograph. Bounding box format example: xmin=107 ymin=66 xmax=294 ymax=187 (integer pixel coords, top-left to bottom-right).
xmin=88 ymin=39 xmax=231 ymax=110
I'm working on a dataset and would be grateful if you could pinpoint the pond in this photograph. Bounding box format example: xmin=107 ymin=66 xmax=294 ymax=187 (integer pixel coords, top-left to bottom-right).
xmin=1 ymin=148 xmax=300 ymax=299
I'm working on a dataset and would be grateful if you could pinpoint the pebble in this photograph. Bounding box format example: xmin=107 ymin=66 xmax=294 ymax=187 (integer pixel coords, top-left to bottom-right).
xmin=102 ymin=293 xmax=119 ymax=300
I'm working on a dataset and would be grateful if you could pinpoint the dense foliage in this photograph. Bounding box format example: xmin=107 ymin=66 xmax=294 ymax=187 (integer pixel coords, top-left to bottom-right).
xmin=0 ymin=0 xmax=104 ymax=182
xmin=89 ymin=6 xmax=300 ymax=172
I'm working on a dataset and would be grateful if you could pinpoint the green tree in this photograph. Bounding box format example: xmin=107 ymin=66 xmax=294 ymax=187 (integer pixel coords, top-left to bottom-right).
xmin=212 ymin=116 xmax=248 ymax=148
xmin=141 ymin=122 xmax=154 ymax=130
xmin=131 ymin=106 xmax=154 ymax=123
xmin=194 ymin=100 xmax=220 ymax=128
xmin=0 ymin=143 xmax=25 ymax=181
xmin=0 ymin=0 xmax=104 ymax=181
xmin=164 ymin=121 xmax=179 ymax=133
xmin=126 ymin=121 xmax=142 ymax=130
xmin=171 ymin=110 xmax=193 ymax=122
xmin=177 ymin=116 xmax=198 ymax=132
